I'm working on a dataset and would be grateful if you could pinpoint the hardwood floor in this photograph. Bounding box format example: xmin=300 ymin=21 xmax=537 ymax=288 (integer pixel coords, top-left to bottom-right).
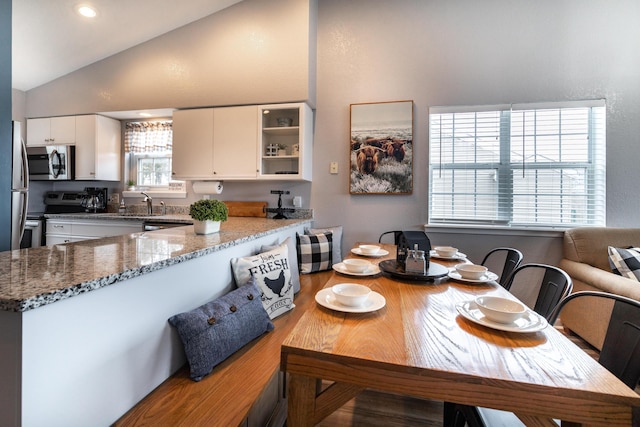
xmin=313 ymin=324 xmax=599 ymax=427
xmin=317 ymin=390 xmax=443 ymax=427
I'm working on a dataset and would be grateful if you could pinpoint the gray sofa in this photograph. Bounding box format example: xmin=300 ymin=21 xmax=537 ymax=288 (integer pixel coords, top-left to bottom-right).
xmin=558 ymin=227 xmax=640 ymax=350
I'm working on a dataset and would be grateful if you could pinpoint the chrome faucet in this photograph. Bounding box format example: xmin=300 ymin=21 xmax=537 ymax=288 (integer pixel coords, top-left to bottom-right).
xmin=141 ymin=192 xmax=153 ymax=215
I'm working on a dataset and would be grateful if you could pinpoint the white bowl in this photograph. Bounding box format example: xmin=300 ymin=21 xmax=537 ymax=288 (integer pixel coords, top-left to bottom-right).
xmin=332 ymin=283 xmax=371 ymax=307
xmin=475 ymin=296 xmax=527 ymax=324
xmin=435 ymin=246 xmax=458 ymax=257
xmin=359 ymin=244 xmax=381 ymax=255
xmin=455 ymin=263 xmax=488 ymax=280
xmin=342 ymin=258 xmax=371 ymax=273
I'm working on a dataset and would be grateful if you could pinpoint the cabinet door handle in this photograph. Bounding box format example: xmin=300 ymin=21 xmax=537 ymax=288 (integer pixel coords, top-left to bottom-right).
xmin=53 ymin=225 xmax=64 ymax=228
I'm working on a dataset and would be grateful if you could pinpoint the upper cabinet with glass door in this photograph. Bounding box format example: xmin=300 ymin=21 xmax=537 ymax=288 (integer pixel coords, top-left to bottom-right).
xmin=258 ymin=103 xmax=312 ymax=181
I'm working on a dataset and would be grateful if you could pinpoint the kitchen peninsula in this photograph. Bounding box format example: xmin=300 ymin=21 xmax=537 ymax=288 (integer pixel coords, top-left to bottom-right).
xmin=0 ymin=217 xmax=311 ymax=427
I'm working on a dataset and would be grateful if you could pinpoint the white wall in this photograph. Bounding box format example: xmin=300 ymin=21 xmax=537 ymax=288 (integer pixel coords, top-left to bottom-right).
xmin=312 ymin=0 xmax=640 ymax=263
xmin=11 ymin=89 xmax=25 ymax=127
xmin=18 ymin=0 xmax=640 ymax=264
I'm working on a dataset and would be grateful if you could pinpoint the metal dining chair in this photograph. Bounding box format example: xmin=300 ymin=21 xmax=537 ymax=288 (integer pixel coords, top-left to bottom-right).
xmin=500 ymin=263 xmax=573 ymax=320
xmin=480 ymin=247 xmax=523 ymax=288
xmin=445 ymin=290 xmax=640 ymax=427
xmin=378 ymin=231 xmax=403 ymax=245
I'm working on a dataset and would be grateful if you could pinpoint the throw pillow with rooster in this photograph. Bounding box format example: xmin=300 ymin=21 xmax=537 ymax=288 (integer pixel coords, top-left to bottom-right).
xmin=231 ymin=243 xmax=294 ymax=319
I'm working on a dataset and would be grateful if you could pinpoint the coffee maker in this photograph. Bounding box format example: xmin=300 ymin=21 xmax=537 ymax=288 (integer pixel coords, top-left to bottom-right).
xmin=81 ymin=187 xmax=108 ymax=213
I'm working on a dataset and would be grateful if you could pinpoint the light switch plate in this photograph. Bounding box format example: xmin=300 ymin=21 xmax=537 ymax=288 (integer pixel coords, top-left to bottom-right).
xmin=330 ymin=161 xmax=338 ymax=174
xmin=293 ymin=196 xmax=302 ymax=207
xmin=109 ymin=194 xmax=119 ymax=204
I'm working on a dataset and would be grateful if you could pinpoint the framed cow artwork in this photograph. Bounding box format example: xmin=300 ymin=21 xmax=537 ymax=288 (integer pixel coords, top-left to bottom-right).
xmin=349 ymin=100 xmax=414 ymax=195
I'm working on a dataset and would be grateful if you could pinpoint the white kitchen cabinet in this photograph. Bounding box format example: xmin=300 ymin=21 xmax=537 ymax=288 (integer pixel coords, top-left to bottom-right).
xmin=46 ymin=219 xmax=142 ymax=244
xmin=26 ymin=116 xmax=76 ymax=146
xmin=213 ymin=106 xmax=258 ymax=178
xmin=46 ymin=220 xmax=73 ymax=244
xmin=75 ymin=115 xmax=122 ymax=181
xmin=172 ymin=108 xmax=214 ymax=180
xmin=172 ymin=106 xmax=258 ymax=180
xmin=258 ymin=103 xmax=312 ymax=181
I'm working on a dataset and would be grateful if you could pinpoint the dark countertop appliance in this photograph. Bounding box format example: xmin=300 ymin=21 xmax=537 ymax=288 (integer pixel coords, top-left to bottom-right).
xmin=44 ymin=187 xmax=108 ymax=214
xmin=82 ymin=187 xmax=108 ymax=213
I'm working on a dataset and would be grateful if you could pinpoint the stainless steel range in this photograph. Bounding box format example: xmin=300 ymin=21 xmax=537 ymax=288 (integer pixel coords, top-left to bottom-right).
xmin=44 ymin=187 xmax=108 ymax=214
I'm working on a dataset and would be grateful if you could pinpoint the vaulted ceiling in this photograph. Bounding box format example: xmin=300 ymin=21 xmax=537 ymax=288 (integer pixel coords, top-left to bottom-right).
xmin=12 ymin=0 xmax=244 ymax=91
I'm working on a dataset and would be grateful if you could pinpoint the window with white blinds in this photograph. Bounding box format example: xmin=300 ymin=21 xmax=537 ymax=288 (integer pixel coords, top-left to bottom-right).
xmin=429 ymin=100 xmax=606 ymax=228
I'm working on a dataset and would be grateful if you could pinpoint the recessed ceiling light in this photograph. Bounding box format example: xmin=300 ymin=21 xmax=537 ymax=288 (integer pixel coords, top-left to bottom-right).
xmin=139 ymin=112 xmax=152 ymax=117
xmin=77 ymin=5 xmax=98 ymax=18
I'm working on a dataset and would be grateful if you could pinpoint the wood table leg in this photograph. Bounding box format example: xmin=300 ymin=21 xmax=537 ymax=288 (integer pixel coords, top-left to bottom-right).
xmin=288 ymin=373 xmax=318 ymax=427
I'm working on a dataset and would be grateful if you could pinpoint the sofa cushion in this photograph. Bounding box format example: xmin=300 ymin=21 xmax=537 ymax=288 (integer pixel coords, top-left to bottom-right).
xmin=168 ymin=278 xmax=274 ymax=381
xmin=564 ymin=227 xmax=640 ymax=271
xmin=608 ymin=246 xmax=640 ymax=281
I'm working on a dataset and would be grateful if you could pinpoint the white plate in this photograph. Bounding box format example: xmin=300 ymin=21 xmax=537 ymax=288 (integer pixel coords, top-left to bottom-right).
xmin=351 ymin=248 xmax=390 ymax=257
xmin=332 ymin=262 xmax=381 ymax=276
xmin=448 ymin=270 xmax=499 ymax=284
xmin=429 ymin=250 xmax=467 ymax=260
xmin=315 ymin=288 xmax=386 ymax=313
xmin=456 ymin=300 xmax=548 ymax=333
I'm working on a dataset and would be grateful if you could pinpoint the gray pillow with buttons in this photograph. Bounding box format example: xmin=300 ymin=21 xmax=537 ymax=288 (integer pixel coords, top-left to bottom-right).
xmin=168 ymin=277 xmax=274 ymax=381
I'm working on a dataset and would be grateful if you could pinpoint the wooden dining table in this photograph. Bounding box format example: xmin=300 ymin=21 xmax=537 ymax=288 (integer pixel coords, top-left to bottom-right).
xmin=281 ymin=244 xmax=640 ymax=426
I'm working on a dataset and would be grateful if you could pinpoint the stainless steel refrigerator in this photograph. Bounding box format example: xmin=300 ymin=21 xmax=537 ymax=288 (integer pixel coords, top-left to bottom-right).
xmin=11 ymin=121 xmax=29 ymax=250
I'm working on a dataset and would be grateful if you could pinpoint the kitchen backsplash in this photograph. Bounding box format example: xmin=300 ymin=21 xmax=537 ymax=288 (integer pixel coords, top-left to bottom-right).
xmin=109 ymin=202 xmax=313 ymax=219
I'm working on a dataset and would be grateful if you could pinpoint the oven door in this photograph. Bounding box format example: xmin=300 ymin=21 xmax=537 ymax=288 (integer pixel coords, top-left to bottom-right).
xmin=21 ymin=219 xmax=43 ymax=248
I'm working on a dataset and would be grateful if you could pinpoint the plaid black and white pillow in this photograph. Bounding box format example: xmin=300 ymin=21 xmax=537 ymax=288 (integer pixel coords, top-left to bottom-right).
xmin=297 ymin=232 xmax=333 ymax=274
xmin=608 ymin=246 xmax=640 ymax=281
xmin=307 ymin=226 xmax=343 ymax=263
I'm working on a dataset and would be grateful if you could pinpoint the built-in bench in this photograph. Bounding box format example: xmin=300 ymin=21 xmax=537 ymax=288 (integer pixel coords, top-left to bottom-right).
xmin=113 ymin=270 xmax=333 ymax=427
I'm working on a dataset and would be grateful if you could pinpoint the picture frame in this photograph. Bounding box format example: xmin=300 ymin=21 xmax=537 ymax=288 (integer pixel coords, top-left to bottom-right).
xmin=350 ymin=100 xmax=414 ymax=195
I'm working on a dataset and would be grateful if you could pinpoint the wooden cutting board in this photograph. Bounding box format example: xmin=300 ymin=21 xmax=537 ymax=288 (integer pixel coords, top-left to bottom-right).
xmin=223 ymin=201 xmax=268 ymax=218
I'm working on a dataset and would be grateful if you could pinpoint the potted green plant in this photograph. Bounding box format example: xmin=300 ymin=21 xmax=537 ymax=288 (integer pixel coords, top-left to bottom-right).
xmin=126 ymin=179 xmax=136 ymax=191
xmin=189 ymin=198 xmax=228 ymax=234
xmin=277 ymin=144 xmax=287 ymax=156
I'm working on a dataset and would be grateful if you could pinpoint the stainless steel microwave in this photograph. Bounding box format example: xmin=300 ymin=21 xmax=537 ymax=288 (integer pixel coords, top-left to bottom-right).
xmin=27 ymin=145 xmax=75 ymax=180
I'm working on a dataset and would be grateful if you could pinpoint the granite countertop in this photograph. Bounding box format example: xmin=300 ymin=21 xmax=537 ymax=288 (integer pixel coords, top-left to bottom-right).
xmin=0 ymin=217 xmax=310 ymax=313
